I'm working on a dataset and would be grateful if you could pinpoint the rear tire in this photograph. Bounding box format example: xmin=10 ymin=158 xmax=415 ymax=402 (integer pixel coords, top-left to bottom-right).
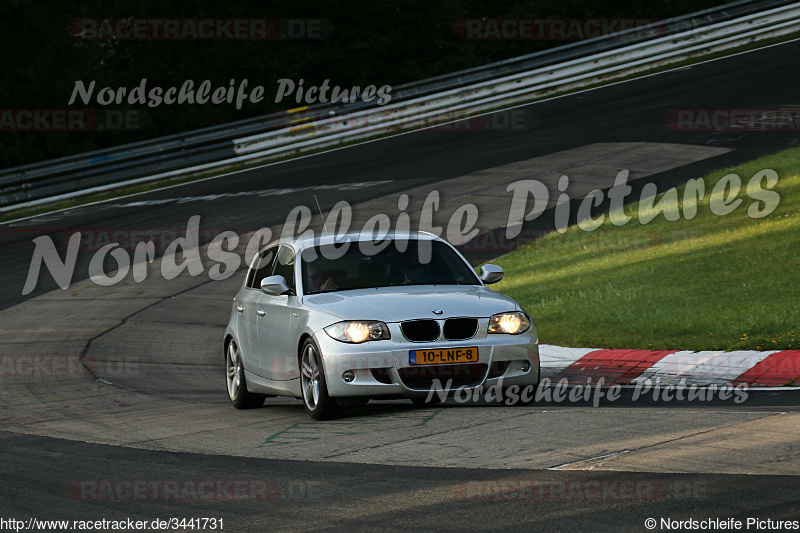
xmin=226 ymin=339 xmax=265 ymax=409
xmin=300 ymin=339 xmax=341 ymax=420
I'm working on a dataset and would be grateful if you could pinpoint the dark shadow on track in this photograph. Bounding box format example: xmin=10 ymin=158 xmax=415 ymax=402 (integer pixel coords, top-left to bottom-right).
xmin=2 ymin=430 xmax=798 ymax=532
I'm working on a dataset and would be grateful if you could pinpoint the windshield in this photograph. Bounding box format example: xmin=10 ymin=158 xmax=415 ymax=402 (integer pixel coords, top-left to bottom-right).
xmin=301 ymin=239 xmax=481 ymax=294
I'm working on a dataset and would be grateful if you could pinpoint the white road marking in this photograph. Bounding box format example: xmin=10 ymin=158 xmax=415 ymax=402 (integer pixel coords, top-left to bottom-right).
xmin=113 ymin=181 xmax=393 ymax=207
xmin=632 ymin=350 xmax=779 ymax=385
xmin=538 ymin=344 xmax=597 ymax=370
xmin=548 ymin=450 xmax=630 ymax=470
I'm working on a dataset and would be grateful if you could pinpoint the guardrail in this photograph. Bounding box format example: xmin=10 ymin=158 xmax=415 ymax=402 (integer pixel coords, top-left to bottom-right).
xmin=1 ymin=0 xmax=797 ymax=211
xmin=234 ymin=2 xmax=800 ymax=158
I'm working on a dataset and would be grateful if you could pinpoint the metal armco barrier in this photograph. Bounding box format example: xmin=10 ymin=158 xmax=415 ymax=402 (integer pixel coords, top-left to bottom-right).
xmin=1 ymin=0 xmax=797 ymax=211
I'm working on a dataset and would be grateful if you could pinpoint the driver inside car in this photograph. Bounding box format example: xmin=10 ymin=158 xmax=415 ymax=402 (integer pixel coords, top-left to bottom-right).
xmin=306 ymin=263 xmax=337 ymax=292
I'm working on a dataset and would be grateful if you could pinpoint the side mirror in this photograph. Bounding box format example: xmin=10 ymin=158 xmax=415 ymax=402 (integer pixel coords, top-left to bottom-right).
xmin=480 ymin=264 xmax=504 ymax=285
xmin=261 ymin=275 xmax=290 ymax=295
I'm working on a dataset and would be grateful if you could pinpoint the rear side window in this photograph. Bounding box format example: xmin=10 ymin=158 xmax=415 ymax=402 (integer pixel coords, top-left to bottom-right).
xmin=272 ymin=245 xmax=296 ymax=290
xmin=246 ymin=247 xmax=277 ymax=289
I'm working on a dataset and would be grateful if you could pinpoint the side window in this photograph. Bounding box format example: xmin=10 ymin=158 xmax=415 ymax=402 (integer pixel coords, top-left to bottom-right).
xmin=246 ymin=247 xmax=277 ymax=289
xmin=272 ymin=246 xmax=296 ymax=290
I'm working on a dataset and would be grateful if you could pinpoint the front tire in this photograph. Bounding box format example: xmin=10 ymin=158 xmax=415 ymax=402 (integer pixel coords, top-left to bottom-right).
xmin=226 ymin=339 xmax=265 ymax=409
xmin=300 ymin=339 xmax=341 ymax=420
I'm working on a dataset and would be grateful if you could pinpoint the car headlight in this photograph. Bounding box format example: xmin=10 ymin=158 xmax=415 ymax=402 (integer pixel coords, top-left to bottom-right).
xmin=324 ymin=321 xmax=391 ymax=343
xmin=488 ymin=312 xmax=531 ymax=335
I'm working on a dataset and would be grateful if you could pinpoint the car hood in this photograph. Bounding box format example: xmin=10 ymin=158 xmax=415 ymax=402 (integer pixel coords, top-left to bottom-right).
xmin=302 ymin=284 xmax=519 ymax=322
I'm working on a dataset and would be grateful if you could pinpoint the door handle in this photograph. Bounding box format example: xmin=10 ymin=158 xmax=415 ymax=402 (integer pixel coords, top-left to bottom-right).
xmin=256 ymin=308 xmax=266 ymax=317
xmin=236 ymin=305 xmax=245 ymax=313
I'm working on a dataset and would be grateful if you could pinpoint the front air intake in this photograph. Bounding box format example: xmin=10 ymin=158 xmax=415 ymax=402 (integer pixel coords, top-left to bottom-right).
xmin=443 ymin=318 xmax=478 ymax=340
xmin=400 ymin=320 xmax=440 ymax=342
xmin=398 ymin=363 xmax=488 ymax=390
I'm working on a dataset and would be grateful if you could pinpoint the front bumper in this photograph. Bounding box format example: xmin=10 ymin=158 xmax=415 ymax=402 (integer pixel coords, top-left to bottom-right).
xmin=315 ymin=320 xmax=539 ymax=397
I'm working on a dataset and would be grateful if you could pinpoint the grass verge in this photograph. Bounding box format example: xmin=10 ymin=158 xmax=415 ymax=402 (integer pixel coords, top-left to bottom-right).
xmin=493 ymin=147 xmax=800 ymax=351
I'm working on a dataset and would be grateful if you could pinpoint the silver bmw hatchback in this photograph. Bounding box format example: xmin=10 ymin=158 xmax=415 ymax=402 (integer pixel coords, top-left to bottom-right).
xmin=224 ymin=231 xmax=539 ymax=419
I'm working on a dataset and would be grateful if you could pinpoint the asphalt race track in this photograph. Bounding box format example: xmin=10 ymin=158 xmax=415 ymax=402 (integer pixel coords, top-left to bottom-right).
xmin=1 ymin=41 xmax=800 ymax=531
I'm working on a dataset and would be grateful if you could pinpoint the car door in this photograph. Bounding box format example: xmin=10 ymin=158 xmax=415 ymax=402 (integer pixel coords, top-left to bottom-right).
xmin=236 ymin=246 xmax=277 ymax=377
xmin=257 ymin=245 xmax=298 ymax=380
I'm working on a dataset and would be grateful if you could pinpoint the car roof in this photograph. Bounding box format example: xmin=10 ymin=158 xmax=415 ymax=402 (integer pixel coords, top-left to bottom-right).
xmin=276 ymin=230 xmax=443 ymax=250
